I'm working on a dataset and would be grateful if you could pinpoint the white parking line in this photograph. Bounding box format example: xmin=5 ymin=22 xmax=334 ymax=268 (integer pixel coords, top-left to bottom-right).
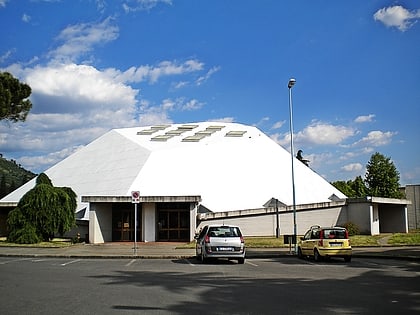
xmin=125 ymin=259 xmax=136 ymax=267
xmin=246 ymin=260 xmax=259 ymax=267
xmin=60 ymin=259 xmax=81 ymax=266
xmin=185 ymin=259 xmax=196 ymax=266
xmin=0 ymin=258 xmax=31 ymax=265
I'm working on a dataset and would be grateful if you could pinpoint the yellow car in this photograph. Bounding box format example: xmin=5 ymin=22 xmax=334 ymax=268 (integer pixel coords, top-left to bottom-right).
xmin=298 ymin=225 xmax=352 ymax=262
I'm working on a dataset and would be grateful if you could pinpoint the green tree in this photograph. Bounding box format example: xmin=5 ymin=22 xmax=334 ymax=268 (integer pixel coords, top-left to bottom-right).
xmin=7 ymin=173 xmax=76 ymax=243
xmin=351 ymin=176 xmax=367 ymax=197
xmin=0 ymin=72 xmax=32 ymax=122
xmin=365 ymin=152 xmax=404 ymax=198
xmin=331 ymin=180 xmax=355 ymax=197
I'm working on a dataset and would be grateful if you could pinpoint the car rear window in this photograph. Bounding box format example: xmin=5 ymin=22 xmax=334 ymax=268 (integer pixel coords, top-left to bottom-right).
xmin=324 ymin=229 xmax=347 ymax=239
xmin=208 ymin=226 xmax=242 ymax=237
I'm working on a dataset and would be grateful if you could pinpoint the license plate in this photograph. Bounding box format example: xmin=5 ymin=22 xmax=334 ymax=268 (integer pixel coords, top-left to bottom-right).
xmin=330 ymin=243 xmax=342 ymax=247
xmin=218 ymin=247 xmax=233 ymax=251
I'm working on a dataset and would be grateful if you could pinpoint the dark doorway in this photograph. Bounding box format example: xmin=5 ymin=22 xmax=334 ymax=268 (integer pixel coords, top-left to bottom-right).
xmin=157 ymin=203 xmax=190 ymax=241
xmin=112 ymin=204 xmax=141 ymax=242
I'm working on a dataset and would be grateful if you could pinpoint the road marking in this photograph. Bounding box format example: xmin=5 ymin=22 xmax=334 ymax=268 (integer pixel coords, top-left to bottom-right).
xmin=0 ymin=258 xmax=31 ymax=265
xmin=185 ymin=259 xmax=196 ymax=266
xmin=31 ymin=259 xmax=46 ymax=263
xmin=60 ymin=259 xmax=81 ymax=266
xmin=246 ymin=260 xmax=259 ymax=267
xmin=125 ymin=259 xmax=136 ymax=267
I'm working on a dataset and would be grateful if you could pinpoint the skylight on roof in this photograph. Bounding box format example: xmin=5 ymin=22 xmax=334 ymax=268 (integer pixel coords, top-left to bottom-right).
xmin=225 ymin=130 xmax=247 ymax=137
xmin=151 ymin=135 xmax=174 ymax=141
xmin=165 ymin=129 xmax=186 ymax=136
xmin=151 ymin=125 xmax=170 ymax=130
xmin=182 ymin=133 xmax=208 ymax=142
xmin=137 ymin=129 xmax=158 ymax=135
xmin=178 ymin=124 xmax=199 ymax=130
xmin=206 ymin=125 xmax=225 ymax=131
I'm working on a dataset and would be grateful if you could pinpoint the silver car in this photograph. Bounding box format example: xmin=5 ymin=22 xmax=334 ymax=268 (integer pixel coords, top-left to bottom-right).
xmin=195 ymin=225 xmax=246 ymax=264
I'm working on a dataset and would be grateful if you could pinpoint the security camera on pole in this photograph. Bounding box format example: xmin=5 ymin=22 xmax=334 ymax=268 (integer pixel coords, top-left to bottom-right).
xmin=131 ymin=191 xmax=140 ymax=255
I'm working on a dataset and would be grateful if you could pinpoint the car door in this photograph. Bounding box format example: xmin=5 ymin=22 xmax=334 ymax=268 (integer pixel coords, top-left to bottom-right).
xmin=300 ymin=230 xmax=313 ymax=255
xmin=195 ymin=226 xmax=208 ymax=256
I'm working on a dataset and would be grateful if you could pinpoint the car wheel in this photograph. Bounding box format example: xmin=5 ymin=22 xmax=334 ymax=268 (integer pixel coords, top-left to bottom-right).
xmin=297 ymin=247 xmax=303 ymax=259
xmin=314 ymin=249 xmax=322 ymax=262
xmin=238 ymin=257 xmax=245 ymax=264
xmin=344 ymin=256 xmax=352 ymax=263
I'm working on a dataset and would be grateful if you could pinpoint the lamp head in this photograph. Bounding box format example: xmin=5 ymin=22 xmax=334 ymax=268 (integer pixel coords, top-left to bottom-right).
xmin=288 ymin=78 xmax=296 ymax=89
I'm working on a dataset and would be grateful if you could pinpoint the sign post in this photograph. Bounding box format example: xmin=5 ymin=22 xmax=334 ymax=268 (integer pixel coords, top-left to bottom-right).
xmin=131 ymin=191 xmax=140 ymax=256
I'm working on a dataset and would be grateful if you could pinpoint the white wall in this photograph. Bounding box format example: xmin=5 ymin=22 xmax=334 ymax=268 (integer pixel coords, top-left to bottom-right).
xmin=89 ymin=203 xmax=112 ymax=243
xmin=142 ymin=203 xmax=155 ymax=242
xmin=197 ymin=206 xmax=345 ymax=237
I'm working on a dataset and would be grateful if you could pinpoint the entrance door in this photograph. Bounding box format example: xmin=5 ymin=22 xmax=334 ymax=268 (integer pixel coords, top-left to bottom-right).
xmin=112 ymin=204 xmax=141 ymax=241
xmin=157 ymin=203 xmax=190 ymax=241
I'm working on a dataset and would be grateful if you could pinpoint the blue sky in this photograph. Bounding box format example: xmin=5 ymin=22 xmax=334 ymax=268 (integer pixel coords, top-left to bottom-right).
xmin=0 ymin=0 xmax=419 ymax=185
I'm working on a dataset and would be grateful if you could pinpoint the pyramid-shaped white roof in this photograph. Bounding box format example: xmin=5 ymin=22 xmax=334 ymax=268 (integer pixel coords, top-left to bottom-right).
xmin=1 ymin=122 xmax=346 ymax=213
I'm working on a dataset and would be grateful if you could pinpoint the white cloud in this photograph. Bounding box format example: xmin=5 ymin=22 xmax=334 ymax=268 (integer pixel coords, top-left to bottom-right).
xmin=111 ymin=59 xmax=205 ymax=84
xmin=353 ymin=130 xmax=395 ymax=147
xmin=354 ymin=114 xmax=375 ymax=123
xmin=374 ymin=5 xmax=420 ymax=31
xmin=122 ymin=0 xmax=172 ymax=13
xmin=196 ymin=66 xmax=221 ymax=86
xmin=209 ymin=117 xmax=235 ymax=123
xmin=341 ymin=163 xmax=363 ymax=172
xmin=286 ymin=121 xmax=355 ymax=146
xmin=22 ymin=13 xmax=31 ymax=23
xmin=271 ymin=120 xmax=285 ymax=130
xmin=49 ymin=17 xmax=119 ymax=62
xmin=0 ymin=0 xmax=8 ymax=8
xmin=24 ymin=63 xmax=138 ymax=114
xmin=0 ymin=49 xmax=14 ymax=63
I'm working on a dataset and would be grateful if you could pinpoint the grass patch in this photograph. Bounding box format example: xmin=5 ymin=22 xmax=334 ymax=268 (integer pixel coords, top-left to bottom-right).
xmin=389 ymin=232 xmax=420 ymax=245
xmin=177 ymin=233 xmax=420 ymax=249
xmin=244 ymin=237 xmax=287 ymax=248
xmin=349 ymin=235 xmax=383 ymax=246
xmin=0 ymin=237 xmax=74 ymax=248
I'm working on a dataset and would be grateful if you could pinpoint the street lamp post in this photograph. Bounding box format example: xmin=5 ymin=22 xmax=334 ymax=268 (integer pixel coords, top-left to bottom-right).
xmin=288 ymin=78 xmax=297 ymax=254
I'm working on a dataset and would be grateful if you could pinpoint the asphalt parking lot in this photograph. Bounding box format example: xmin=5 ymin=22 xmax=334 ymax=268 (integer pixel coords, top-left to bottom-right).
xmin=1 ymin=256 xmax=419 ymax=314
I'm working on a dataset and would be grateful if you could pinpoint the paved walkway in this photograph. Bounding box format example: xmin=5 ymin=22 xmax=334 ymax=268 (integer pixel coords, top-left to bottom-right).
xmin=0 ymin=242 xmax=419 ymax=260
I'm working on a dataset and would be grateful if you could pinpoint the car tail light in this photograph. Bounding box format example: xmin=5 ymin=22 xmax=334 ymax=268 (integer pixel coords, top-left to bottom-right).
xmin=240 ymin=236 xmax=244 ymax=244
xmin=318 ymin=230 xmax=324 ymax=246
xmin=204 ymin=235 xmax=210 ymax=244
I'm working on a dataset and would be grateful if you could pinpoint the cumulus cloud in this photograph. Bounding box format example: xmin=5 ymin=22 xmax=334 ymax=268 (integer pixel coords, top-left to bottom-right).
xmin=341 ymin=163 xmax=363 ymax=172
xmin=271 ymin=121 xmax=355 ymax=148
xmin=354 ymin=130 xmax=395 ymax=147
xmin=354 ymin=114 xmax=375 ymax=123
xmin=374 ymin=5 xmax=420 ymax=31
xmin=295 ymin=121 xmax=355 ymax=146
xmin=25 ymin=63 xmax=138 ymax=113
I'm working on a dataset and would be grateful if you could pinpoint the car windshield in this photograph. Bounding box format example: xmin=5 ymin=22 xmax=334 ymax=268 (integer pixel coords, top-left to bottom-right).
xmin=324 ymin=229 xmax=347 ymax=239
xmin=208 ymin=226 xmax=241 ymax=237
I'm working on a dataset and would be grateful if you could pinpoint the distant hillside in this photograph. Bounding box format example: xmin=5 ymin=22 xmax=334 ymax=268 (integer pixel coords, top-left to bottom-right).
xmin=0 ymin=155 xmax=37 ymax=198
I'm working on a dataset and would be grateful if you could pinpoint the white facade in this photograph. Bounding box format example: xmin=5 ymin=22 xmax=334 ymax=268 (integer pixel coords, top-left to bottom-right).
xmin=1 ymin=122 xmax=349 ymax=243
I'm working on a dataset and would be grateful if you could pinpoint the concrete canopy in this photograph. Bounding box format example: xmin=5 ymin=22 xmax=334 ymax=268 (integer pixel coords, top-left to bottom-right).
xmin=0 ymin=122 xmax=346 ymax=214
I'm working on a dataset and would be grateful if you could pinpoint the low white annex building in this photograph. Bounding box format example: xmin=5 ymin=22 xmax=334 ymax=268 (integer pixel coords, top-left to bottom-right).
xmin=0 ymin=122 xmax=408 ymax=243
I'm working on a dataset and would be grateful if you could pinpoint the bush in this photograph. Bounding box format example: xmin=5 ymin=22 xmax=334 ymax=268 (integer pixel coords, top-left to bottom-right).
xmin=7 ymin=223 xmax=40 ymax=244
xmin=342 ymin=222 xmax=360 ymax=236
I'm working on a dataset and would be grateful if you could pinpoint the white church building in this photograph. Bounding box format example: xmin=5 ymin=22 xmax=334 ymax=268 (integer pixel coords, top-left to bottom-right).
xmin=0 ymin=122 xmax=408 ymax=243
